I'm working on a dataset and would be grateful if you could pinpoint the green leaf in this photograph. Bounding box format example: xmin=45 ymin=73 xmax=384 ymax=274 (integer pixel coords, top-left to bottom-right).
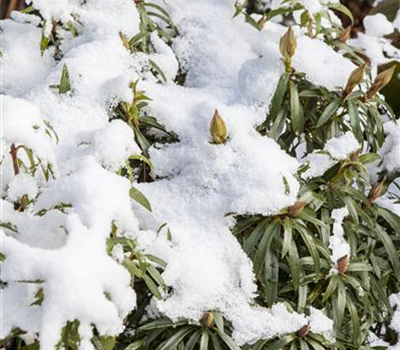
xmin=346 ymin=295 xmax=360 ymax=346
xmin=130 ymin=186 xmax=152 ymax=212
xmin=216 ymin=330 xmax=241 ymax=350
xmin=269 ymin=73 xmax=290 ymax=121
xmin=282 ymin=218 xmax=293 ymax=258
xmin=143 ymin=274 xmax=162 ymax=299
xmin=185 ymin=330 xmax=201 ymax=350
xmin=335 ymin=280 xmax=346 ymax=330
xmin=124 ymin=341 xmax=144 ymax=350
xmin=59 ymin=64 xmax=71 ymax=94
xmin=40 ymin=20 xmax=50 ymax=55
xmin=200 ymin=330 xmax=209 ymax=350
xmin=139 ymin=319 xmax=187 ymax=332
xmin=147 ymin=264 xmax=165 ymax=286
xmin=266 ymin=335 xmax=295 ymax=350
xmin=299 ymin=339 xmax=310 ymax=350
xmin=213 ymin=311 xmax=224 ymax=333
xmin=295 ymin=224 xmax=320 ymax=275
xmin=374 ymin=225 xmax=400 ymax=282
xmin=156 ymin=326 xmax=195 ymax=350
xmin=149 ymin=59 xmax=167 ymax=83
xmin=328 ymin=3 xmax=354 ymax=23
xmin=254 ymin=221 xmax=280 ymax=278
xmin=243 ymin=219 xmax=268 ymax=255
xmin=210 ymin=333 xmax=223 ymax=350
xmin=316 ymin=98 xmax=341 ymax=128
xmin=264 ymin=249 xmax=279 ymax=306
xmin=347 ymin=99 xmax=363 ymax=142
xmin=289 ymin=81 xmax=304 ymax=134
xmin=358 ymin=153 xmax=380 ymax=165
xmin=93 ymin=336 xmax=116 ymax=350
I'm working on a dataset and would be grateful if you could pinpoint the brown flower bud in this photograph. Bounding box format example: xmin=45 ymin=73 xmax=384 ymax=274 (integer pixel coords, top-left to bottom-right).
xmin=365 ymin=65 xmax=396 ymax=100
xmin=210 ymin=109 xmax=227 ymax=144
xmin=200 ymin=312 xmax=215 ymax=328
xmin=343 ymin=63 xmax=366 ymax=98
xmin=287 ymin=201 xmax=306 ymax=217
xmin=279 ymin=27 xmax=297 ymax=71
xmin=368 ymin=180 xmax=385 ymax=203
xmin=297 ymin=324 xmax=310 ymax=338
xmin=337 ymin=255 xmax=349 ymax=275
xmin=338 ymin=26 xmax=352 ymax=43
xmin=257 ymin=15 xmax=267 ymax=31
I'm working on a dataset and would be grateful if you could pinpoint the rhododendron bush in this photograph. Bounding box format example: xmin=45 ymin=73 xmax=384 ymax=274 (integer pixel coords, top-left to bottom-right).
xmin=1 ymin=0 xmax=400 ymax=349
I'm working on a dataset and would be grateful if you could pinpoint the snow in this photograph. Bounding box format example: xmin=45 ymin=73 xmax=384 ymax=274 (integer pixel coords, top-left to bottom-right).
xmin=7 ymin=173 xmax=38 ymax=202
xmin=302 ymin=152 xmax=335 ymax=179
xmin=0 ymin=0 xmax=368 ymax=346
xmin=293 ymin=36 xmax=356 ymax=90
xmin=308 ymin=307 xmax=334 ymax=342
xmin=364 ymin=14 xmax=394 ymax=37
xmin=329 ymin=207 xmax=350 ymax=268
xmin=378 ymin=122 xmax=400 ymax=174
xmin=302 ymin=132 xmax=360 ymax=180
xmin=325 ymin=132 xmax=359 ymax=161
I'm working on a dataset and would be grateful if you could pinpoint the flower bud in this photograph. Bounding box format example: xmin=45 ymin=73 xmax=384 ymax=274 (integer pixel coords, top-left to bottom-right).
xmin=338 ymin=26 xmax=352 ymax=43
xmin=296 ymin=324 xmax=310 ymax=338
xmin=343 ymin=63 xmax=366 ymax=97
xmin=210 ymin=109 xmax=227 ymax=144
xmin=287 ymin=201 xmax=306 ymax=217
xmin=337 ymin=255 xmax=349 ymax=275
xmin=279 ymin=27 xmax=297 ymax=70
xmin=368 ymin=180 xmax=385 ymax=203
xmin=257 ymin=15 xmax=267 ymax=31
xmin=365 ymin=65 xmax=396 ymax=100
xmin=200 ymin=312 xmax=215 ymax=328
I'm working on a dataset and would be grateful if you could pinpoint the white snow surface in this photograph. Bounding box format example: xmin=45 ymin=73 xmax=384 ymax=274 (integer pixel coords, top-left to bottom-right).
xmin=302 ymin=132 xmax=360 ymax=180
xmin=325 ymin=131 xmax=359 ymax=160
xmin=329 ymin=207 xmax=350 ymax=268
xmin=0 ymin=0 xmax=365 ymax=347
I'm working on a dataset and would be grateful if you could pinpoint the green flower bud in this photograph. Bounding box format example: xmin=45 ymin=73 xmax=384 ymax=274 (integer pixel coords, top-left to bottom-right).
xmin=200 ymin=312 xmax=215 ymax=328
xmin=210 ymin=109 xmax=227 ymax=144
xmin=279 ymin=27 xmax=297 ymax=72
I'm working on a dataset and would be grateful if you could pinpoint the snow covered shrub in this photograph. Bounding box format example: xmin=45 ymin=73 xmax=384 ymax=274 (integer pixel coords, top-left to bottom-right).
xmin=1 ymin=0 xmax=400 ymax=350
